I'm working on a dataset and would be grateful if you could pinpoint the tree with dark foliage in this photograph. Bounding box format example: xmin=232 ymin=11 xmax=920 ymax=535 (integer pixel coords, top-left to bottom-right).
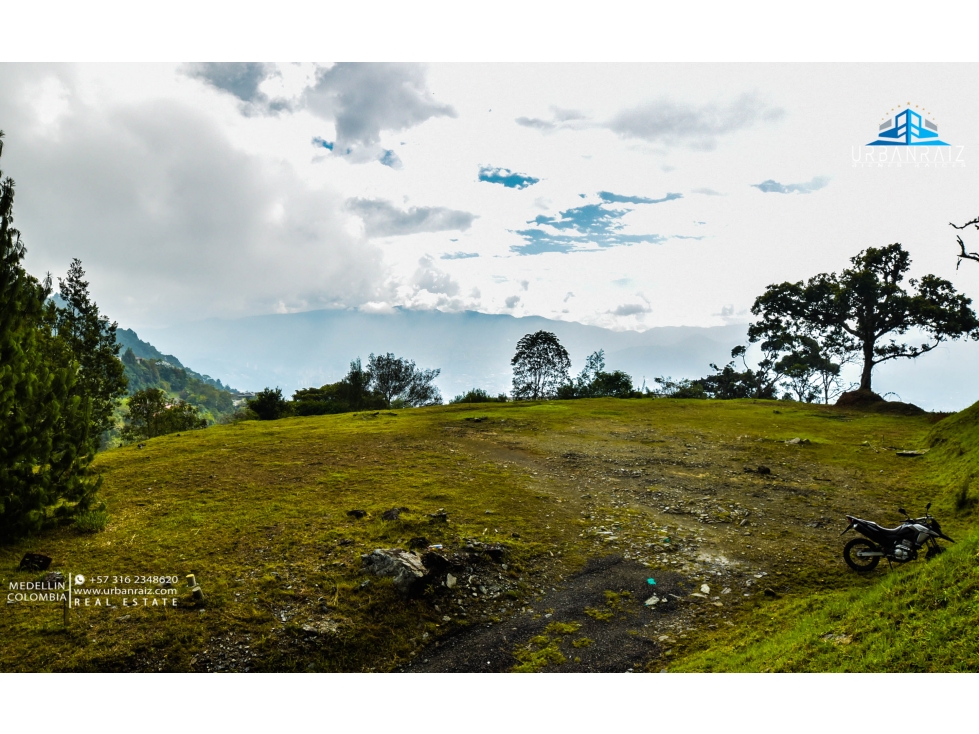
xmin=248 ymin=387 xmax=290 ymax=420
xmin=366 ymin=353 xmax=441 ymax=408
xmin=749 ymin=243 xmax=979 ymax=394
xmin=511 ymin=331 xmax=571 ymax=400
xmin=560 ymin=350 xmax=634 ymax=398
xmin=1 ymin=131 xmax=99 ymax=540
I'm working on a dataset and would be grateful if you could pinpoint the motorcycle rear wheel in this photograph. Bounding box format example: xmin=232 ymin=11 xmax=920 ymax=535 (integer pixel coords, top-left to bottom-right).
xmin=844 ymin=538 xmax=880 ymax=572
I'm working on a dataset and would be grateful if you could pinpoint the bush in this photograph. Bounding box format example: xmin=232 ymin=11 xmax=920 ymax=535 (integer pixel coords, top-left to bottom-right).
xmin=450 ymin=388 xmax=507 ymax=404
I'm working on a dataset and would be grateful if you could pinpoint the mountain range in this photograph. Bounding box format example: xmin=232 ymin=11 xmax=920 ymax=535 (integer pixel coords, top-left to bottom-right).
xmin=135 ymin=308 xmax=979 ymax=412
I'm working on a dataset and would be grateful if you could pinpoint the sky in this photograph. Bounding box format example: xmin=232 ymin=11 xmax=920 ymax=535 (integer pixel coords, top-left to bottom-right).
xmin=1 ymin=62 xmax=978 ymax=349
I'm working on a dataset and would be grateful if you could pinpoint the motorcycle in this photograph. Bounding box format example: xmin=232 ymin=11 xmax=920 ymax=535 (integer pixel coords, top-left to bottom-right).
xmin=841 ymin=503 xmax=954 ymax=572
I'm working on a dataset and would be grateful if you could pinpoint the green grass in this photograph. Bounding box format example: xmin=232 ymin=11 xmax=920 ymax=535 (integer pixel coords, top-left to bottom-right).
xmin=671 ymin=399 xmax=979 ymax=672
xmin=1 ymin=396 xmax=967 ymax=672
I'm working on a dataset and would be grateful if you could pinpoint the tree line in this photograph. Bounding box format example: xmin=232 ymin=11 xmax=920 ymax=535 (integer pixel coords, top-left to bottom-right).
xmin=245 ymin=353 xmax=442 ymax=420
xmin=506 ymin=242 xmax=979 ymax=405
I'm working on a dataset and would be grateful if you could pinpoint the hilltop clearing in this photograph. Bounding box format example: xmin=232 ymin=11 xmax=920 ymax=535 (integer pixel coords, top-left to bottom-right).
xmin=0 ymin=398 xmax=944 ymax=672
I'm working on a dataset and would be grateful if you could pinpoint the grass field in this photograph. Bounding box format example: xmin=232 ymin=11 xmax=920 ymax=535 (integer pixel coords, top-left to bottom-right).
xmin=1 ymin=397 xmax=973 ymax=672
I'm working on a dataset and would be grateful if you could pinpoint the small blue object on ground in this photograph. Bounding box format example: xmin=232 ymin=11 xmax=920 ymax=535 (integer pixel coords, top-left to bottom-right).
xmin=647 ymin=578 xmax=656 ymax=585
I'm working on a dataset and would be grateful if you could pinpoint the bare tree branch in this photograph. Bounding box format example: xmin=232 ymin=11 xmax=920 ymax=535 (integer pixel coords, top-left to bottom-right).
xmin=951 ymin=217 xmax=979 ymax=269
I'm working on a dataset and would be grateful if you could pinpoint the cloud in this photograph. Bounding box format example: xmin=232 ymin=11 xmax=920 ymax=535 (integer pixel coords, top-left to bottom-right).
xmin=563 ymin=292 xmax=575 ymax=302
xmin=692 ymin=187 xmax=723 ymax=196
xmin=441 ymin=251 xmax=479 ymax=260
xmin=751 ymin=176 xmax=830 ymax=194
xmin=598 ymin=191 xmax=682 ymax=205
xmin=606 ymin=94 xmax=784 ymax=150
xmin=520 ymin=280 xmax=529 ymax=291
xmin=515 ymin=106 xmax=587 ymax=133
xmin=183 ymin=62 xmax=291 ymax=114
xmin=512 ymin=202 xmax=666 ymax=255
xmin=305 ymin=63 xmax=455 ymax=165
xmin=0 ymin=67 xmax=383 ymax=326
xmin=478 ymin=165 xmax=539 ymax=189
xmin=514 ymin=116 xmax=555 ymax=131
xmin=412 ymin=256 xmax=459 ymax=296
xmin=346 ymin=198 xmax=476 ymax=238
xmin=505 ymin=295 xmax=521 ymax=309
xmin=610 ymin=302 xmax=652 ymax=316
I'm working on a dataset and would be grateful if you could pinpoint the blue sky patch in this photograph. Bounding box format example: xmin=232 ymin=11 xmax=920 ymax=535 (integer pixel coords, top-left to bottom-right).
xmin=511 ymin=202 xmax=667 ymax=255
xmin=598 ymin=191 xmax=683 ymax=205
xmin=478 ymin=166 xmax=540 ymax=189
xmin=312 ymin=136 xmax=334 ymax=151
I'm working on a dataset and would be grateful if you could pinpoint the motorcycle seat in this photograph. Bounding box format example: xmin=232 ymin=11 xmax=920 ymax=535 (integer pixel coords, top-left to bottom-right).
xmin=853 ymin=518 xmax=906 ymax=536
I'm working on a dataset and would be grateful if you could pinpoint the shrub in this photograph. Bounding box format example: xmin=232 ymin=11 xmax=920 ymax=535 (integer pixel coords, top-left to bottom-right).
xmin=450 ymin=388 xmax=506 ymax=404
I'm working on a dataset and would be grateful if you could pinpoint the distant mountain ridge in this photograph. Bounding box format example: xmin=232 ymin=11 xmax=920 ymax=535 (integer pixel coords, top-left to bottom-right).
xmin=116 ymin=328 xmax=235 ymax=392
xmin=137 ymin=307 xmax=979 ymax=412
xmin=140 ymin=308 xmax=748 ymax=401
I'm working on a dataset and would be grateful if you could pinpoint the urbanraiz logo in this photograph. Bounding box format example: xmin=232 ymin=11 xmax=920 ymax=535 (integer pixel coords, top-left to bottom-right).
xmin=869 ymin=104 xmax=949 ymax=146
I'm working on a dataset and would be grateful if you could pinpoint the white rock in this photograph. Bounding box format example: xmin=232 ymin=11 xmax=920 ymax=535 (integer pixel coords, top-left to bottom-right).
xmin=721 ymin=587 xmax=731 ymax=595
xmin=644 ymin=595 xmax=660 ymax=606
xmin=700 ymin=584 xmax=710 ymax=594
xmin=446 ymin=573 xmax=457 ymax=589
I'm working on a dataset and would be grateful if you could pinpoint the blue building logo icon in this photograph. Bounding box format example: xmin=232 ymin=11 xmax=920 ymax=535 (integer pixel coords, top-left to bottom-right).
xmin=869 ymin=107 xmax=949 ymax=146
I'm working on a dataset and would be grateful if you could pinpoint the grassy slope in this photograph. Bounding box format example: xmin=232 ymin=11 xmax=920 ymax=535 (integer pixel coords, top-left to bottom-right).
xmin=0 ymin=397 xmax=952 ymax=672
xmin=672 ymin=400 xmax=979 ymax=672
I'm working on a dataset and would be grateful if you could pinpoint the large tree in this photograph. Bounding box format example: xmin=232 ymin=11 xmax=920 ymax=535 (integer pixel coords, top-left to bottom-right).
xmin=511 ymin=331 xmax=571 ymax=400
xmin=749 ymin=243 xmax=979 ymax=394
xmin=1 ymin=131 xmax=99 ymax=540
xmin=366 ymin=353 xmax=442 ymax=408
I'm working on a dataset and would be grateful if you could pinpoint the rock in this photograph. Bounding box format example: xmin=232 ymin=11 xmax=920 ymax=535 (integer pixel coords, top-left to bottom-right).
xmin=896 ymin=450 xmax=928 ymax=457
xmin=763 ymin=588 xmax=777 ymax=598
xmin=743 ymin=466 xmax=755 ymax=473
xmin=137 ymin=443 xmax=145 ymax=449
xmin=700 ymin=584 xmax=710 ymax=594
xmin=644 ymin=595 xmax=660 ymax=606
xmin=19 ymin=553 xmax=52 ymax=571
xmin=446 ymin=573 xmax=457 ymax=589
xmin=420 ymin=551 xmax=451 ymax=576
xmin=739 ymin=519 xmax=750 ymax=527
xmin=336 ymin=538 xmax=354 ymax=547
xmin=407 ymin=537 xmax=429 ymax=550
xmin=361 ymin=549 xmax=427 ymax=596
xmin=428 ymin=509 xmax=448 ymax=524
xmin=381 ymin=508 xmax=402 ymax=521
xmin=785 ymin=437 xmax=811 ymax=445
xmin=756 ymin=466 xmax=771 ymax=475
xmin=347 ymin=509 xmax=367 ymax=519
xmin=721 ymin=587 xmax=731 ymax=595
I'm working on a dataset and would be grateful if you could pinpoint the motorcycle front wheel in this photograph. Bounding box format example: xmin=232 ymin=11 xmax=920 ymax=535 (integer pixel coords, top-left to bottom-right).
xmin=844 ymin=538 xmax=881 ymax=572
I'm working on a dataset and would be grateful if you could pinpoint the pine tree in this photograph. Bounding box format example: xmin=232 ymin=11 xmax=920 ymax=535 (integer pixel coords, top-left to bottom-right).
xmin=56 ymin=258 xmax=128 ymax=443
